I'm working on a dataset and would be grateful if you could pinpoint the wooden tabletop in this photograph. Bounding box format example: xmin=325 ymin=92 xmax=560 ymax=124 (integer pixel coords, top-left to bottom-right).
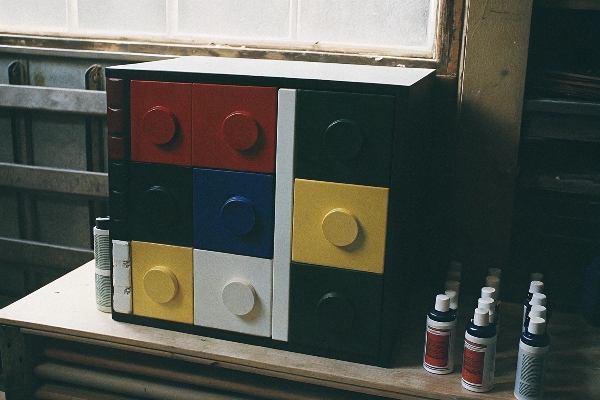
xmin=0 ymin=261 xmax=598 ymax=399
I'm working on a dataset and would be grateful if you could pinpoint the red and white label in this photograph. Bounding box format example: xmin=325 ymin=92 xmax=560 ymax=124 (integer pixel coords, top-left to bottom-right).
xmin=461 ymin=333 xmax=496 ymax=392
xmin=425 ymin=327 xmax=450 ymax=367
xmin=462 ymin=339 xmax=486 ymax=384
xmin=423 ymin=316 xmax=456 ymax=374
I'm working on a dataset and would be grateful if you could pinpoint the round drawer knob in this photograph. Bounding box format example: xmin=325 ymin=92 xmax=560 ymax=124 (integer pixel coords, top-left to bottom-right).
xmin=142 ymin=106 xmax=177 ymax=145
xmin=143 ymin=266 xmax=179 ymax=304
xmin=222 ymin=281 xmax=257 ymax=316
xmin=323 ymin=119 xmax=363 ymax=161
xmin=321 ymin=208 xmax=359 ymax=247
xmin=317 ymin=292 xmax=355 ymax=332
xmin=141 ymin=186 xmax=177 ymax=228
xmin=220 ymin=196 xmax=256 ymax=236
xmin=222 ymin=111 xmax=259 ymax=151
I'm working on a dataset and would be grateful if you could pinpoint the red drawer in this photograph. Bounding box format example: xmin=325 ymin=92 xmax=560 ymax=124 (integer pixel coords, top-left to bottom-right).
xmin=192 ymin=84 xmax=277 ymax=173
xmin=130 ymin=80 xmax=192 ymax=166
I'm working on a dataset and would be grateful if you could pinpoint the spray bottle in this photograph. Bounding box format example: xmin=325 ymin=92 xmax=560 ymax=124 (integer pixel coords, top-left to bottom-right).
xmin=514 ymin=317 xmax=550 ymax=400
xmin=423 ymin=294 xmax=457 ymax=374
xmin=461 ymin=308 xmax=497 ymax=392
xmin=93 ymin=217 xmax=111 ymax=312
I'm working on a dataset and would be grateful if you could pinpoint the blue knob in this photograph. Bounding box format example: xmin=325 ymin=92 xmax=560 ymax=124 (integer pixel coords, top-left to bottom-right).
xmin=220 ymin=196 xmax=256 ymax=236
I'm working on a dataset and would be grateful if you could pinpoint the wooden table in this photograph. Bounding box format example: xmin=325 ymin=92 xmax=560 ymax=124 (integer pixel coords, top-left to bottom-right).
xmin=0 ymin=261 xmax=598 ymax=399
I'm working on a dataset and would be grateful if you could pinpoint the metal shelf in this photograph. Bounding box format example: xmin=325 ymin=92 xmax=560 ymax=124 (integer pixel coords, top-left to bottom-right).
xmin=525 ymin=98 xmax=600 ymax=116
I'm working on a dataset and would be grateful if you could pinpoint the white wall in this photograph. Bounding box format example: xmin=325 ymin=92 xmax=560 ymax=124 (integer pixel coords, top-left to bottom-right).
xmin=0 ymin=0 xmax=439 ymax=57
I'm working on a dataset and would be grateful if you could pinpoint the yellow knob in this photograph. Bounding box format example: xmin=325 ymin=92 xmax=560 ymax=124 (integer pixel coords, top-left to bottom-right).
xmin=321 ymin=208 xmax=359 ymax=247
xmin=143 ymin=266 xmax=179 ymax=304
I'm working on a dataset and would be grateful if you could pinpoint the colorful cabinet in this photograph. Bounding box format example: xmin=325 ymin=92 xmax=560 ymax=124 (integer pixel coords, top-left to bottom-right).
xmin=107 ymin=56 xmax=434 ymax=366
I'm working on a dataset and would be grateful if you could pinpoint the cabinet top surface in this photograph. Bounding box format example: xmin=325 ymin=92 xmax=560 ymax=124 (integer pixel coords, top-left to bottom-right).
xmin=107 ymin=56 xmax=435 ymax=88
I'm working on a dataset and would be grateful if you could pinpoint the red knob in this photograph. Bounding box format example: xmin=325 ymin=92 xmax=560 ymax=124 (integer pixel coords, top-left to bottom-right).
xmin=142 ymin=106 xmax=177 ymax=145
xmin=222 ymin=111 xmax=259 ymax=151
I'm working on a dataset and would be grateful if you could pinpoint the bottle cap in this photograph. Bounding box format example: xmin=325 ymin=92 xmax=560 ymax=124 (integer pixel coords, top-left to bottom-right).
xmin=434 ymin=294 xmax=450 ymax=312
xmin=478 ymin=297 xmax=495 ymax=315
xmin=95 ymin=216 xmax=110 ymax=230
xmin=449 ymin=261 xmax=462 ymax=273
xmin=529 ymin=280 xmax=544 ymax=294
xmin=473 ymin=308 xmax=489 ymax=327
xmin=486 ymin=275 xmax=500 ymax=289
xmin=446 ymin=270 xmax=461 ymax=282
xmin=445 ymin=290 xmax=458 ymax=310
xmin=481 ymin=286 xmax=497 ymax=301
xmin=528 ymin=317 xmax=547 ymax=335
xmin=488 ymin=267 xmax=501 ymax=278
xmin=445 ymin=280 xmax=460 ymax=295
xmin=529 ymin=305 xmax=547 ymax=320
xmin=530 ymin=272 xmax=544 ymax=282
xmin=530 ymin=292 xmax=547 ymax=307
xmin=485 ymin=276 xmax=500 ymax=298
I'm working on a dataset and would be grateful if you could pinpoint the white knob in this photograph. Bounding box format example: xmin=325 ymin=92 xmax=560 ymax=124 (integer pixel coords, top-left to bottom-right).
xmin=222 ymin=281 xmax=257 ymax=316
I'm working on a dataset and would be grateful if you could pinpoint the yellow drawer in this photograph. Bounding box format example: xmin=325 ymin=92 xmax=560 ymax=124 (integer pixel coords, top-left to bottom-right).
xmin=292 ymin=179 xmax=388 ymax=274
xmin=131 ymin=241 xmax=193 ymax=324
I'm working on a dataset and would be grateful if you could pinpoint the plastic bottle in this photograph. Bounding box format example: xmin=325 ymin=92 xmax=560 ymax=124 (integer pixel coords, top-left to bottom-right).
xmin=423 ymin=294 xmax=457 ymax=374
xmin=514 ymin=317 xmax=550 ymax=400
xmin=445 ymin=289 xmax=459 ymax=364
xmin=523 ymin=281 xmax=544 ymax=329
xmin=93 ymin=217 xmax=111 ymax=312
xmin=461 ymin=308 xmax=497 ymax=392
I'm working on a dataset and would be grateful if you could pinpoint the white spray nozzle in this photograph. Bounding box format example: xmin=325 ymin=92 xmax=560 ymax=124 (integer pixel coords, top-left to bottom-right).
xmin=528 ymin=317 xmax=547 ymax=335
xmin=473 ymin=308 xmax=490 ymax=327
xmin=529 ymin=305 xmax=547 ymax=320
xmin=481 ymin=286 xmax=497 ymax=301
xmin=529 ymin=280 xmax=544 ymax=294
xmin=445 ymin=290 xmax=458 ymax=310
xmin=434 ymin=294 xmax=450 ymax=312
xmin=445 ymin=280 xmax=460 ymax=295
xmin=530 ymin=293 xmax=547 ymax=307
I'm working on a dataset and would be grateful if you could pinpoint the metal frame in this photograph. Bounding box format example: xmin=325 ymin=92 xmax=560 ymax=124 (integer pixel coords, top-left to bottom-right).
xmin=0 ymin=59 xmax=109 ymax=297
